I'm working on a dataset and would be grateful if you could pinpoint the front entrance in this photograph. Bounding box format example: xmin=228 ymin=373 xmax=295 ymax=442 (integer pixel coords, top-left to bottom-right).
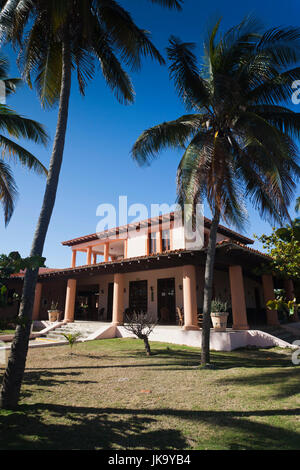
xmin=76 ymin=285 xmax=99 ymax=320
xmin=157 ymin=278 xmax=176 ymax=323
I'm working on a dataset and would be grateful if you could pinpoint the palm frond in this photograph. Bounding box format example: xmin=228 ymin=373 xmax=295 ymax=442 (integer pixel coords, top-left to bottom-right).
xmin=0 ymin=158 xmax=17 ymax=225
xmin=0 ymin=134 xmax=47 ymax=176
xmin=132 ymin=114 xmax=205 ymax=165
xmin=96 ymin=0 xmax=165 ymax=70
xmin=147 ymin=0 xmax=183 ymax=10
xmin=167 ymin=36 xmax=210 ymax=110
xmin=0 ymin=104 xmax=48 ymax=145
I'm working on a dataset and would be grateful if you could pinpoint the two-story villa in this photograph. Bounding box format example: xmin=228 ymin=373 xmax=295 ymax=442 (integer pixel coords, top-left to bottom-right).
xmin=9 ymin=211 xmax=293 ymax=334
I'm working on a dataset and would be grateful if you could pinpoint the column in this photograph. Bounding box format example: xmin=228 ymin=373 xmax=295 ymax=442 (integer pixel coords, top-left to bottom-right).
xmin=104 ymin=242 xmax=109 ymax=263
xmin=284 ymin=279 xmax=299 ymax=322
xmin=64 ymin=279 xmax=77 ymax=323
xmin=158 ymin=226 xmax=163 ymax=253
xmin=229 ymin=265 xmax=249 ymax=330
xmin=262 ymin=274 xmax=279 ymax=326
xmin=182 ymin=265 xmax=199 ymax=330
xmin=32 ymin=282 xmax=43 ymax=321
xmin=71 ymin=250 xmax=77 ymax=268
xmin=112 ymin=273 xmax=124 ymax=326
xmin=86 ymin=247 xmax=92 ymax=265
xmin=93 ymin=253 xmax=97 ymax=265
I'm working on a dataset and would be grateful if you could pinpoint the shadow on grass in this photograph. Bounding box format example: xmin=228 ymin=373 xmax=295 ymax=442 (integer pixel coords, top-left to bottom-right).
xmin=23 ymin=347 xmax=295 ymax=372
xmin=218 ymin=368 xmax=300 ymax=399
xmin=0 ymin=403 xmax=299 ymax=450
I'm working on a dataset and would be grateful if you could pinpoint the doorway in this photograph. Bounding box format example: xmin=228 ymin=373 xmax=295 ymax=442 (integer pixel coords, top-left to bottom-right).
xmin=107 ymin=282 xmax=114 ymax=321
xmin=157 ymin=278 xmax=176 ymax=323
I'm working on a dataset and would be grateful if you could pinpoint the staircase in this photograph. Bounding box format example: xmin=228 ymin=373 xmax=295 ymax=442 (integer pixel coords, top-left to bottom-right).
xmin=39 ymin=321 xmax=103 ymax=342
xmin=259 ymin=325 xmax=300 ymax=346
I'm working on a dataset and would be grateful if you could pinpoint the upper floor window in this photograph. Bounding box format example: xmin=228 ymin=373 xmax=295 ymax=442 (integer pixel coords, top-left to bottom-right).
xmin=162 ymin=229 xmax=171 ymax=252
xmin=149 ymin=234 xmax=157 ymax=254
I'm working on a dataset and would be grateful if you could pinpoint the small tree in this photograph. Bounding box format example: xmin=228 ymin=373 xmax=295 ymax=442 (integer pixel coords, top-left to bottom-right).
xmin=61 ymin=332 xmax=81 ymax=356
xmin=123 ymin=311 xmax=157 ymax=356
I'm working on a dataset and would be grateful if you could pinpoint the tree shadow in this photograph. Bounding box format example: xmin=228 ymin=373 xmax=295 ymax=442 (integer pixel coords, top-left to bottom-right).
xmin=217 ymin=368 xmax=300 ymax=399
xmin=0 ymin=403 xmax=299 ymax=450
xmin=0 ymin=403 xmax=186 ymax=450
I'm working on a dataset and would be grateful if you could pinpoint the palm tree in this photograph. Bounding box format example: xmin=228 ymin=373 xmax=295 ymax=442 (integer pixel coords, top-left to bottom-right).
xmin=0 ymin=0 xmax=183 ymax=409
xmin=0 ymin=55 xmax=47 ymax=225
xmin=132 ymin=17 xmax=300 ymax=366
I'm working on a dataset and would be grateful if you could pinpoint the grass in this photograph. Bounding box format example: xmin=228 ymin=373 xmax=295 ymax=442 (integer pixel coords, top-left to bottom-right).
xmin=0 ymin=330 xmax=15 ymax=335
xmin=0 ymin=338 xmax=299 ymax=450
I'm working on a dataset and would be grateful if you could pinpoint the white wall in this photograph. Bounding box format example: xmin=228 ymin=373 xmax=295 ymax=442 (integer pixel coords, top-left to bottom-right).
xmin=127 ymin=232 xmax=147 ymax=258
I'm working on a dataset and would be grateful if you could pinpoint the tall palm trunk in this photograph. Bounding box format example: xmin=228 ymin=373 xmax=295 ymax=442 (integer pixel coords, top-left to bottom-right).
xmin=201 ymin=207 xmax=220 ymax=366
xmin=0 ymin=38 xmax=72 ymax=409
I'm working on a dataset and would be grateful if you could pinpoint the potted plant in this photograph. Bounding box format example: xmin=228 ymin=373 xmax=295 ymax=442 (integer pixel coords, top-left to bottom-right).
xmin=48 ymin=300 xmax=61 ymax=322
xmin=210 ymin=299 xmax=229 ymax=332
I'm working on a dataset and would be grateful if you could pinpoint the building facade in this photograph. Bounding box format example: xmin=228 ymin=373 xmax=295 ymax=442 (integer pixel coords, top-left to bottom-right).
xmin=7 ymin=212 xmax=288 ymax=329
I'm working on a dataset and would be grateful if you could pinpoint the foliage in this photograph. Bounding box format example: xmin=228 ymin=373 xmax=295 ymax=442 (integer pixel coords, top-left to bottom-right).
xmin=266 ymin=289 xmax=300 ymax=320
xmin=211 ymin=299 xmax=228 ymax=313
xmin=132 ymin=16 xmax=300 ymax=365
xmin=0 ymin=251 xmax=45 ymax=308
xmin=254 ymin=222 xmax=300 ymax=279
xmin=61 ymin=332 xmax=81 ymax=355
xmin=132 ymin=16 xmax=300 ymax=227
xmin=49 ymin=300 xmax=59 ymax=311
xmin=0 ymin=54 xmax=48 ymax=225
xmin=124 ymin=311 xmax=157 ymax=356
xmin=0 ymin=0 xmax=183 ymax=110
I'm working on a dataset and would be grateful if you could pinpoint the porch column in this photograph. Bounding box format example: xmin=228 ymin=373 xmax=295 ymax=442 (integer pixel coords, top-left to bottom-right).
xmin=112 ymin=273 xmax=124 ymax=326
xmin=158 ymin=226 xmax=163 ymax=253
xmin=262 ymin=274 xmax=279 ymax=326
xmin=284 ymin=279 xmax=299 ymax=322
xmin=71 ymin=250 xmax=77 ymax=268
xmin=92 ymin=253 xmax=97 ymax=265
xmin=104 ymin=242 xmax=109 ymax=263
xmin=229 ymin=265 xmax=249 ymax=330
xmin=182 ymin=265 xmax=199 ymax=330
xmin=86 ymin=247 xmax=92 ymax=265
xmin=64 ymin=279 xmax=77 ymax=323
xmin=32 ymin=282 xmax=42 ymax=321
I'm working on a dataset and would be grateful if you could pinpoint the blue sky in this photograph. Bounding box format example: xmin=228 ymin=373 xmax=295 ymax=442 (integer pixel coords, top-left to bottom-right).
xmin=0 ymin=0 xmax=299 ymax=268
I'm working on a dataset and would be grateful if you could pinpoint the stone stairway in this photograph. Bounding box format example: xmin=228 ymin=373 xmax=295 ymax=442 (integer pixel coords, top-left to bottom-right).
xmin=39 ymin=321 xmax=104 ymax=342
xmin=259 ymin=325 xmax=300 ymax=346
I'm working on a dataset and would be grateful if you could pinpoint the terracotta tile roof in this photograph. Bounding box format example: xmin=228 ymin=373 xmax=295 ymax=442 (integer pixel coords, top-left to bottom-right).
xmin=216 ymin=238 xmax=271 ymax=259
xmin=11 ymin=268 xmax=57 ymax=278
xmin=61 ymin=212 xmax=254 ymax=247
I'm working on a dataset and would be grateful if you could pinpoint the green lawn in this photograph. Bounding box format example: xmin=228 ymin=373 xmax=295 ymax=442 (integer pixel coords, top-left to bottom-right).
xmin=0 ymin=330 xmax=15 ymax=335
xmin=0 ymin=338 xmax=299 ymax=450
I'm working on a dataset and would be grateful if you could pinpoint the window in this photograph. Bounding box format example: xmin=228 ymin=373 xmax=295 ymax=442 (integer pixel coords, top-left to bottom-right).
xmin=162 ymin=229 xmax=170 ymax=251
xmin=149 ymin=233 xmax=157 ymax=254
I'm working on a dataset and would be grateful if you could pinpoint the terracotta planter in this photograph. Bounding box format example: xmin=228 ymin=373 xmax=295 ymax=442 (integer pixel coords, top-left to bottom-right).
xmin=48 ymin=310 xmax=61 ymax=322
xmin=211 ymin=312 xmax=229 ymax=332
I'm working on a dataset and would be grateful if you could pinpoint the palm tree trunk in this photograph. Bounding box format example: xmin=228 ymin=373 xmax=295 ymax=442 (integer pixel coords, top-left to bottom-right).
xmin=0 ymin=38 xmax=72 ymax=410
xmin=201 ymin=207 xmax=220 ymax=366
